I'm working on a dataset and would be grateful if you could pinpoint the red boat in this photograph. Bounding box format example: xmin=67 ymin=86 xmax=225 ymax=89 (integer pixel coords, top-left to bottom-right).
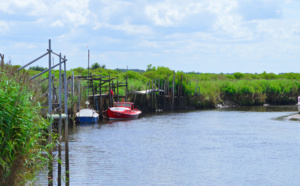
xmin=104 ymin=102 xmax=142 ymax=120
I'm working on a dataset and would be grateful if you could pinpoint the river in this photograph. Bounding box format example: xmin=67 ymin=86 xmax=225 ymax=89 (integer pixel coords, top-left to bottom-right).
xmin=38 ymin=106 xmax=300 ymax=185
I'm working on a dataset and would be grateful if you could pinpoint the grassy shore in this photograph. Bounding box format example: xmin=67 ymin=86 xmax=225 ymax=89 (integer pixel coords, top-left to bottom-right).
xmin=24 ymin=65 xmax=300 ymax=109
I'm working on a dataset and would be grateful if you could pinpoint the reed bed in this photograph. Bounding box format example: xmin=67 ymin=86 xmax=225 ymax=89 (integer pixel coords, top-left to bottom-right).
xmin=0 ymin=64 xmax=53 ymax=185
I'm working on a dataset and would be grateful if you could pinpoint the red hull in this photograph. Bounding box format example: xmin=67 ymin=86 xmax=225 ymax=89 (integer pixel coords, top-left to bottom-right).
xmin=105 ymin=107 xmax=142 ymax=120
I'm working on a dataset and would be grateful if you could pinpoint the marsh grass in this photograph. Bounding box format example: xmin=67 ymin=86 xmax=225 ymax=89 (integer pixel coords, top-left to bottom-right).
xmin=39 ymin=66 xmax=300 ymax=108
xmin=0 ymin=64 xmax=53 ymax=185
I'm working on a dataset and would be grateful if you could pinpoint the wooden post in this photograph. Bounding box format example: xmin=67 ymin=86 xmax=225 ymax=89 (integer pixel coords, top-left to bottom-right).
xmin=172 ymin=71 xmax=175 ymax=110
xmin=154 ymin=78 xmax=156 ymax=110
xmin=72 ymin=71 xmax=74 ymax=99
xmin=117 ymin=76 xmax=119 ymax=102
xmin=58 ymin=53 xmax=62 ymax=186
xmin=88 ymin=50 xmax=90 ymax=98
xmin=109 ymin=75 xmax=111 ymax=106
xmin=92 ymin=77 xmax=96 ymax=110
xmin=100 ymin=78 xmax=102 ymax=115
xmin=180 ymin=74 xmax=183 ymax=109
xmin=158 ymin=78 xmax=160 ymax=109
xmin=151 ymin=79 xmax=154 ymax=109
xmin=164 ymin=78 xmax=166 ymax=111
xmin=112 ymin=80 xmax=114 ymax=105
xmin=0 ymin=53 xmax=4 ymax=68
xmin=63 ymin=56 xmax=69 ymax=185
xmin=78 ymin=80 xmax=81 ymax=112
xmin=125 ymin=76 xmax=128 ymax=102
xmin=177 ymin=80 xmax=180 ymax=108
xmin=71 ymin=72 xmax=74 ymax=121
xmin=47 ymin=39 xmax=53 ymax=186
xmin=145 ymin=82 xmax=148 ymax=110
xmin=167 ymin=79 xmax=169 ymax=110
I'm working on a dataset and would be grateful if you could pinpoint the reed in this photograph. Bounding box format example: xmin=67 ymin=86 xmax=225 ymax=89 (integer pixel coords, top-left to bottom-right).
xmin=0 ymin=64 xmax=53 ymax=185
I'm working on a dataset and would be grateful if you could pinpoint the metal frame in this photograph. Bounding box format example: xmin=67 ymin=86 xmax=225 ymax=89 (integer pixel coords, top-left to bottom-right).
xmin=17 ymin=39 xmax=69 ymax=186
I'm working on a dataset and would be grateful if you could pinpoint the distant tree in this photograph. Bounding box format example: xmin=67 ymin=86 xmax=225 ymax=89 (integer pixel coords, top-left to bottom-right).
xmin=91 ymin=62 xmax=105 ymax=70
xmin=146 ymin=64 xmax=152 ymax=71
xmin=29 ymin=65 xmax=48 ymax=71
xmin=233 ymin=72 xmax=244 ymax=79
xmin=91 ymin=62 xmax=101 ymax=70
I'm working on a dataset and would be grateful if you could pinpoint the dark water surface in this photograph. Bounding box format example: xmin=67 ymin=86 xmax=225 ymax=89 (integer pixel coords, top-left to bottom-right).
xmin=38 ymin=106 xmax=300 ymax=185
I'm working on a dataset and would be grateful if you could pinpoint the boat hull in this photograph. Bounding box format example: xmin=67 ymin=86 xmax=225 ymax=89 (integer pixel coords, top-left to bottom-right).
xmin=76 ymin=116 xmax=98 ymax=123
xmin=105 ymin=107 xmax=142 ymax=120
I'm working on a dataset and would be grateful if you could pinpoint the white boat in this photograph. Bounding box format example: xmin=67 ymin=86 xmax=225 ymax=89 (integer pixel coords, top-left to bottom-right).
xmin=76 ymin=109 xmax=99 ymax=123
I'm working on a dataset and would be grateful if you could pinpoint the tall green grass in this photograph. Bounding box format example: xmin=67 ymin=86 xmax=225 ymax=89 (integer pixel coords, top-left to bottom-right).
xmin=0 ymin=65 xmax=52 ymax=185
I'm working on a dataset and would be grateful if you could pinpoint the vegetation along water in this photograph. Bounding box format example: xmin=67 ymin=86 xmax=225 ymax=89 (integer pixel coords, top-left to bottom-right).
xmin=0 ymin=64 xmax=54 ymax=185
xmin=29 ymin=63 xmax=300 ymax=109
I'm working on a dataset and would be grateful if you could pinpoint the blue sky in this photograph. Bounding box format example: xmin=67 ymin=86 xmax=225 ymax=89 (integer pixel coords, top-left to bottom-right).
xmin=1 ymin=0 xmax=300 ymax=73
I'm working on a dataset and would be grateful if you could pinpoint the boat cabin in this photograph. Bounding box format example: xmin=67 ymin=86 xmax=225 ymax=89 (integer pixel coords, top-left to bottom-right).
xmin=114 ymin=102 xmax=135 ymax=110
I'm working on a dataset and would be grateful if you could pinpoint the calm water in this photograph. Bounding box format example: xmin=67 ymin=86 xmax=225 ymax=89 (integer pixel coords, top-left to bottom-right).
xmin=38 ymin=106 xmax=300 ymax=185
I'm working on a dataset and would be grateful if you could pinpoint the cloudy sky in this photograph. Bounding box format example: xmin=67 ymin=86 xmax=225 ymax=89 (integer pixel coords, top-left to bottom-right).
xmin=1 ymin=0 xmax=300 ymax=73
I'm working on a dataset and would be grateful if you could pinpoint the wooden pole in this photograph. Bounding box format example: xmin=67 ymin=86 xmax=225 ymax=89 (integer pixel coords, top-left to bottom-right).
xmin=91 ymin=75 xmax=96 ymax=109
xmin=164 ymin=78 xmax=166 ymax=111
xmin=109 ymin=75 xmax=111 ymax=106
xmin=180 ymin=74 xmax=183 ymax=109
xmin=151 ymin=79 xmax=154 ymax=109
xmin=112 ymin=80 xmax=114 ymax=104
xmin=0 ymin=53 xmax=4 ymax=68
xmin=100 ymin=78 xmax=102 ymax=115
xmin=154 ymin=78 xmax=156 ymax=110
xmin=71 ymin=71 xmax=74 ymax=121
xmin=78 ymin=80 xmax=81 ymax=112
xmin=117 ymin=76 xmax=119 ymax=102
xmin=72 ymin=72 xmax=74 ymax=99
xmin=125 ymin=76 xmax=128 ymax=102
xmin=177 ymin=79 xmax=180 ymax=108
xmin=47 ymin=39 xmax=53 ymax=186
xmin=58 ymin=53 xmax=62 ymax=186
xmin=172 ymin=72 xmax=175 ymax=110
xmin=167 ymin=79 xmax=169 ymax=110
xmin=88 ymin=50 xmax=90 ymax=98
xmin=63 ymin=56 xmax=69 ymax=185
xmin=145 ymin=82 xmax=148 ymax=110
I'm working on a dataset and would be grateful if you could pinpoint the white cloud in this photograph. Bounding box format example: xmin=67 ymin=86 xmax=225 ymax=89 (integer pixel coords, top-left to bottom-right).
xmin=51 ymin=20 xmax=64 ymax=27
xmin=106 ymin=22 xmax=153 ymax=35
xmin=0 ymin=0 xmax=48 ymax=15
xmin=1 ymin=0 xmax=300 ymax=73
xmin=145 ymin=0 xmax=206 ymax=26
xmin=0 ymin=21 xmax=10 ymax=33
xmin=50 ymin=0 xmax=94 ymax=27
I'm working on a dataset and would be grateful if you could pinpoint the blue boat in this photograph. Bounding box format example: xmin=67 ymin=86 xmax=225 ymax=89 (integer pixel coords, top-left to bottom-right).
xmin=76 ymin=109 xmax=99 ymax=123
